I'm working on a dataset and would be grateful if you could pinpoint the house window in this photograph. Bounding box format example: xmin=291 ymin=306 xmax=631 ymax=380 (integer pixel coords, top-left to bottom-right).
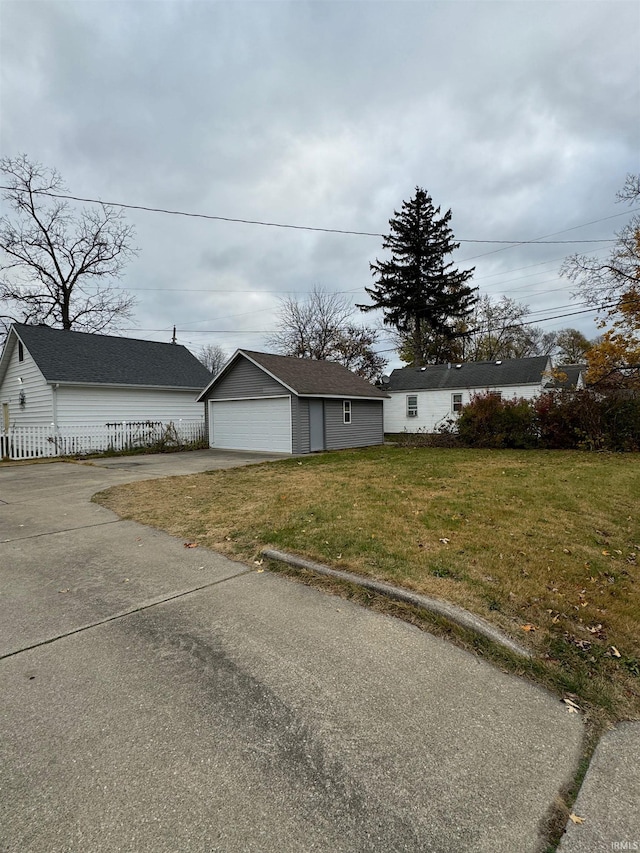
xmin=343 ymin=400 xmax=351 ymax=424
xmin=18 ymin=341 xmax=24 ymax=362
xmin=452 ymin=393 xmax=463 ymax=413
xmin=406 ymin=395 xmax=418 ymax=418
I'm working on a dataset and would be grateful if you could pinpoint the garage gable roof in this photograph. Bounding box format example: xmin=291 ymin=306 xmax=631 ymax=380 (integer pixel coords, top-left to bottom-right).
xmin=3 ymin=323 xmax=213 ymax=389
xmin=198 ymin=349 xmax=388 ymax=400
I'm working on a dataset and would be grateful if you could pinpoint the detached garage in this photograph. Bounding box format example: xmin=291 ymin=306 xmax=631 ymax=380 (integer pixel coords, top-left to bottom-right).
xmin=198 ymin=350 xmax=387 ymax=454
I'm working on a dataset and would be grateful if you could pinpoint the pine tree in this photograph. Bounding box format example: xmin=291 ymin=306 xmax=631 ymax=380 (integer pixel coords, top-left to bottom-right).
xmin=359 ymin=187 xmax=476 ymax=366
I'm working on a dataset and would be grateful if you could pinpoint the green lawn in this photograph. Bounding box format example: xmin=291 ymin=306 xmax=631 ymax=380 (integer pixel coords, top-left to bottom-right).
xmin=95 ymin=445 xmax=640 ymax=725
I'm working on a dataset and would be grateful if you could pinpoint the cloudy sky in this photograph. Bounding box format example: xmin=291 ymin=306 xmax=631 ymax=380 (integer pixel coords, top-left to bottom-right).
xmin=1 ymin=0 xmax=639 ymax=369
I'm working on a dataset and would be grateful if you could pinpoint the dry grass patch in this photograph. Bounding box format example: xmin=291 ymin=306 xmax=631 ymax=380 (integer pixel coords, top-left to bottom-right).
xmin=95 ymin=445 xmax=640 ymax=722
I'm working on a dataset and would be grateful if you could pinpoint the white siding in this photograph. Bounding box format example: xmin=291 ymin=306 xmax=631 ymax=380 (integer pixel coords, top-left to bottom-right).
xmin=384 ymin=384 xmax=543 ymax=433
xmin=0 ymin=342 xmax=52 ymax=427
xmin=55 ymin=386 xmax=205 ymax=427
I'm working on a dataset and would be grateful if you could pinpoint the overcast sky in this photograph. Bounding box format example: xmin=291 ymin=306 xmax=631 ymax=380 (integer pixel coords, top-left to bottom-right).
xmin=1 ymin=0 xmax=639 ymax=369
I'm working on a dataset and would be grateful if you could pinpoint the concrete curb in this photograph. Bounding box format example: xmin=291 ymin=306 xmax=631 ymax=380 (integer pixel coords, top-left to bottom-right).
xmin=261 ymin=547 xmax=532 ymax=659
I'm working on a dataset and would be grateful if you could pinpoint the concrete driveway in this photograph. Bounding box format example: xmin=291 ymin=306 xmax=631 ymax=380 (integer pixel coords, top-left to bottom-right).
xmin=1 ymin=451 xmax=584 ymax=852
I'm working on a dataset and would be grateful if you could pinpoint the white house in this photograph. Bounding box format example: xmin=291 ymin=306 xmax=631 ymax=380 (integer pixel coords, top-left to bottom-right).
xmin=383 ymin=356 xmax=559 ymax=433
xmin=0 ymin=324 xmax=212 ymax=431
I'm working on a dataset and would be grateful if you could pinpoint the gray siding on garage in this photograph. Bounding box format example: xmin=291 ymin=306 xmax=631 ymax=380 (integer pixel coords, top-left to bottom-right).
xmin=206 ymin=356 xmax=287 ymax=400
xmin=290 ymin=396 xmax=312 ymax=455
xmin=323 ymin=399 xmax=384 ymax=450
xmin=295 ymin=397 xmax=311 ymax=454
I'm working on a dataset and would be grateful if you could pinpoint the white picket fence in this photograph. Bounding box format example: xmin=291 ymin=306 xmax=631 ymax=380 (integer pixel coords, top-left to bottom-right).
xmin=0 ymin=419 xmax=207 ymax=461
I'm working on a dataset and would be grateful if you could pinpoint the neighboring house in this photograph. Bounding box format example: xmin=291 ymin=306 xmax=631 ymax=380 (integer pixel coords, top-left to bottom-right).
xmin=383 ymin=356 xmax=553 ymax=433
xmin=0 ymin=323 xmax=212 ymax=430
xmin=548 ymin=364 xmax=586 ymax=390
xmin=197 ymin=349 xmax=388 ymax=454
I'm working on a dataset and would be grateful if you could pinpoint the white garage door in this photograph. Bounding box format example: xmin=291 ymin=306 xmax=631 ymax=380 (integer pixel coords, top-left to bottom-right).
xmin=209 ymin=397 xmax=292 ymax=453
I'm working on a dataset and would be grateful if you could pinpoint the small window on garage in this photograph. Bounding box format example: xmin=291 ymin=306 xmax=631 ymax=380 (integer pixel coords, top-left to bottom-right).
xmin=407 ymin=395 xmax=418 ymax=417
xmin=343 ymin=400 xmax=351 ymax=424
xmin=452 ymin=393 xmax=463 ymax=413
xmin=18 ymin=341 xmax=24 ymax=362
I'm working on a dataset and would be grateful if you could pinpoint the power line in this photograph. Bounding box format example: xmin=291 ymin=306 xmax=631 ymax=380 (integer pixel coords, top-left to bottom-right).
xmin=1 ymin=186 xmax=624 ymax=245
xmin=122 ymin=303 xmax=610 ymax=337
xmin=458 ymin=210 xmax=639 ymax=261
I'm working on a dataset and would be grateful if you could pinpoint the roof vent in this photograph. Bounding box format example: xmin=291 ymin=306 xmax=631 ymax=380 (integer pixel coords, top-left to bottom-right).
xmin=420 ymin=367 xmax=427 ymax=372
xmin=495 ymin=360 xmax=502 ymax=365
xmin=455 ymin=364 xmax=462 ymax=369
xmin=381 ymin=375 xmax=390 ymax=385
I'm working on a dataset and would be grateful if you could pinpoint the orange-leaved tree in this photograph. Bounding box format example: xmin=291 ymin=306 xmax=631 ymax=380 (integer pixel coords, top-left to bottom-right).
xmin=562 ymin=175 xmax=640 ymax=388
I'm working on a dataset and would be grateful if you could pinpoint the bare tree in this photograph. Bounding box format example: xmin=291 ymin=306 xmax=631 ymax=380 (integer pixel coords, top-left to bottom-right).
xmin=0 ymin=154 xmax=137 ymax=341
xmin=198 ymin=343 xmax=227 ymax=375
xmin=266 ymin=285 xmax=387 ymax=382
xmin=554 ymin=328 xmax=591 ymax=363
xmin=393 ymin=295 xmax=557 ymax=364
xmin=561 ymin=173 xmax=640 ymax=305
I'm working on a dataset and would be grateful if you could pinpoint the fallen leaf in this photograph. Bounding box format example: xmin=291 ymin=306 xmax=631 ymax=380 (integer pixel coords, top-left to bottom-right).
xmin=254 ymin=559 xmax=263 ymax=566
xmin=521 ymin=624 xmax=537 ymax=632
xmin=256 ymin=568 xmax=264 ymax=573
xmin=184 ymin=542 xmax=198 ymax=549
xmin=439 ymin=537 xmax=450 ymax=544
xmin=57 ymin=588 xmax=70 ymax=594
xmin=602 ymin=550 xmax=610 ymax=556
xmin=610 ymin=646 xmax=622 ymax=658
xmin=569 ymin=814 xmax=585 ymax=825
xmin=562 ymin=697 xmax=581 ymax=712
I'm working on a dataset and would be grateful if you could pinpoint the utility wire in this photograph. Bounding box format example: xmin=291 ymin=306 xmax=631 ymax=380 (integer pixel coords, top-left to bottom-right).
xmin=1 ymin=186 xmax=626 ymax=245
xmin=121 ymin=301 xmax=613 ymax=336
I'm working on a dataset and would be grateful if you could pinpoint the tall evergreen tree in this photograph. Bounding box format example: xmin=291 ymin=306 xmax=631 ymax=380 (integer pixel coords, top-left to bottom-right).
xmin=359 ymin=187 xmax=476 ymax=366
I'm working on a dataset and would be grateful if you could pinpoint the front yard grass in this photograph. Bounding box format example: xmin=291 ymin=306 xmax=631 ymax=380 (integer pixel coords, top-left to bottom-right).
xmin=94 ymin=445 xmax=640 ymax=726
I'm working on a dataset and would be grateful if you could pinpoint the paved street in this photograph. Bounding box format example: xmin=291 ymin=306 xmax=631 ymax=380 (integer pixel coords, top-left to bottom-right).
xmin=1 ymin=452 xmax=584 ymax=852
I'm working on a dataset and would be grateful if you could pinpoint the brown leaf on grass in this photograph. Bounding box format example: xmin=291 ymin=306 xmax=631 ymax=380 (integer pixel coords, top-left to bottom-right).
xmin=562 ymin=698 xmax=581 ymax=713
xmin=569 ymin=813 xmax=585 ymax=824
xmin=184 ymin=542 xmax=198 ymax=549
xmin=521 ymin=624 xmax=537 ymax=632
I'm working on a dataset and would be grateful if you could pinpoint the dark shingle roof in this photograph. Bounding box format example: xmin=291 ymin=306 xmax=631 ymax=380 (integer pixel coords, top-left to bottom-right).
xmin=202 ymin=349 xmax=387 ymax=399
xmin=12 ymin=324 xmax=213 ymax=389
xmin=548 ymin=364 xmax=586 ymax=390
xmin=385 ymin=356 xmax=551 ymax=391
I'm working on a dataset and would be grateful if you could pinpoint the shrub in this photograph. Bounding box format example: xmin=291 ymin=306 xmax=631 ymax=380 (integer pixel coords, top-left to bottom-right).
xmin=534 ymin=389 xmax=640 ymax=452
xmin=456 ymin=392 xmax=539 ymax=449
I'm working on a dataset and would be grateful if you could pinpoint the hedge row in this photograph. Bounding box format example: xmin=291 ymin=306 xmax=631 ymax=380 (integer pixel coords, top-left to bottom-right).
xmin=453 ymin=390 xmax=640 ymax=451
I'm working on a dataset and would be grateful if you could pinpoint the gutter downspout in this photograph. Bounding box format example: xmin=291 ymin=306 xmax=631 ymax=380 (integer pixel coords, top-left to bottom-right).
xmin=51 ymin=383 xmax=59 ymax=428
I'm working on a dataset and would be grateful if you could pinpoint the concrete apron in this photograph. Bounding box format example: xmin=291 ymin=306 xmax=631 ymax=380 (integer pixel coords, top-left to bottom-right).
xmin=1 ymin=454 xmax=584 ymax=852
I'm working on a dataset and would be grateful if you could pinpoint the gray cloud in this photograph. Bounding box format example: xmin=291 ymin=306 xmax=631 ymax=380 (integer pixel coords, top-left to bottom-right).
xmin=1 ymin=0 xmax=638 ymax=364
